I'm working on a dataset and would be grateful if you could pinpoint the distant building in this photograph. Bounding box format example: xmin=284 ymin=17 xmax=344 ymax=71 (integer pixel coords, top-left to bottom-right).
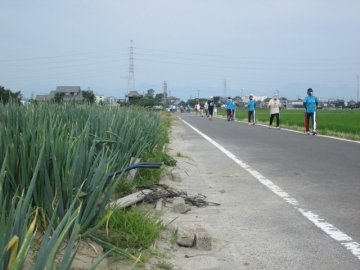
xmin=219 ymin=97 xmax=228 ymax=103
xmin=166 ymin=96 xmax=180 ymax=103
xmin=286 ymin=100 xmax=304 ymax=109
xmin=35 ymin=86 xmax=85 ymax=101
xmin=95 ymin=94 xmax=104 ymax=103
xmin=348 ymin=100 xmax=357 ymax=106
xmin=166 ymin=96 xmax=183 ymax=108
xmin=328 ymin=99 xmax=345 ymax=108
xmin=242 ymin=95 xmax=267 ymax=102
xmin=125 ymin=90 xmax=141 ymax=104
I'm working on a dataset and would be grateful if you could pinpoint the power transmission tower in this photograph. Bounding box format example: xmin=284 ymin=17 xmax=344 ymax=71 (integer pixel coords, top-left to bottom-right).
xmin=127 ymin=40 xmax=136 ymax=93
xmin=163 ymin=81 xmax=167 ymax=106
xmin=357 ymin=75 xmax=359 ymax=103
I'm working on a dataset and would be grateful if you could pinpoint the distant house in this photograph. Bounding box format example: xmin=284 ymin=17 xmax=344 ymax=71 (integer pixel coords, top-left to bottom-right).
xmin=57 ymin=86 xmax=84 ymax=101
xmin=166 ymin=96 xmax=180 ymax=103
xmin=328 ymin=99 xmax=345 ymax=108
xmin=95 ymin=94 xmax=105 ymax=103
xmin=286 ymin=100 xmax=304 ymax=109
xmin=348 ymin=100 xmax=357 ymax=106
xmin=219 ymin=97 xmax=228 ymax=103
xmin=35 ymin=86 xmax=84 ymax=101
xmin=166 ymin=96 xmax=183 ymax=108
xmin=126 ymin=90 xmax=141 ymax=104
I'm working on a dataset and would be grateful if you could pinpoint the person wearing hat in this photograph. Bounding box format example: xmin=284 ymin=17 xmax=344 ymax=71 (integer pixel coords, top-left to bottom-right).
xmin=268 ymin=95 xmax=283 ymax=129
xmin=303 ymin=88 xmax=319 ymax=135
xmin=206 ymin=96 xmax=216 ymax=120
xmin=247 ymin=94 xmax=256 ymax=125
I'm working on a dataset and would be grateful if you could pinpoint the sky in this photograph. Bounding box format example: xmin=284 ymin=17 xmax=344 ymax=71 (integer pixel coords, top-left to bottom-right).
xmin=1 ymin=0 xmax=360 ymax=102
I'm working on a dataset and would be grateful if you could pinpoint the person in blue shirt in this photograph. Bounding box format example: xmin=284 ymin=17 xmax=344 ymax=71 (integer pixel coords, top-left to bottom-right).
xmin=303 ymin=88 xmax=319 ymax=135
xmin=225 ymin=97 xmax=232 ymax=121
xmin=247 ymin=94 xmax=256 ymax=125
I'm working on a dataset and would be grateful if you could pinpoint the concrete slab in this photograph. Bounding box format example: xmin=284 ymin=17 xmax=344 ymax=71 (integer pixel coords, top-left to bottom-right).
xmin=109 ymin=189 xmax=152 ymax=209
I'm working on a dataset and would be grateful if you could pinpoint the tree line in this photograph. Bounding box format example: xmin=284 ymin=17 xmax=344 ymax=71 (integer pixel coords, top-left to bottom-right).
xmin=0 ymin=86 xmax=96 ymax=105
xmin=0 ymin=86 xmax=22 ymax=104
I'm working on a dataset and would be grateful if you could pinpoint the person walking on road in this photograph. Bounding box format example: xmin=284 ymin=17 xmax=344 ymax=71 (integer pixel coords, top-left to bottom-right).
xmin=204 ymin=101 xmax=209 ymax=117
xmin=225 ymin=97 xmax=232 ymax=121
xmin=268 ymin=95 xmax=283 ymax=129
xmin=207 ymin=96 xmax=216 ymax=120
xmin=230 ymin=98 xmax=236 ymax=121
xmin=199 ymin=102 xmax=204 ymax=117
xmin=303 ymin=88 xmax=319 ymax=135
xmin=247 ymin=94 xmax=256 ymax=125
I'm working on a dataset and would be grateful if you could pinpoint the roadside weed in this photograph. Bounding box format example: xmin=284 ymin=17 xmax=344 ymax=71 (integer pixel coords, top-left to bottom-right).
xmin=95 ymin=206 xmax=165 ymax=255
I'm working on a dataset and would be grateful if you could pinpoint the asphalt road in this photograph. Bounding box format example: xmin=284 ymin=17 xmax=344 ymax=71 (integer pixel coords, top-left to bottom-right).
xmin=172 ymin=111 xmax=360 ymax=268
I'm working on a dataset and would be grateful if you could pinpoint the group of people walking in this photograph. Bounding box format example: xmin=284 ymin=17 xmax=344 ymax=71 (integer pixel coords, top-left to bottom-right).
xmin=186 ymin=88 xmax=318 ymax=135
xmin=245 ymin=93 xmax=282 ymax=128
xmin=194 ymin=96 xmax=216 ymax=120
xmin=226 ymin=88 xmax=319 ymax=135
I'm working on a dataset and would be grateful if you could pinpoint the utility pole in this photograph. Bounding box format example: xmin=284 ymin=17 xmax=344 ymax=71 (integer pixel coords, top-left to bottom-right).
xmin=163 ymin=81 xmax=167 ymax=106
xmin=197 ymin=89 xmax=200 ymax=100
xmin=127 ymin=40 xmax=136 ymax=93
xmin=223 ymin=78 xmax=227 ymax=97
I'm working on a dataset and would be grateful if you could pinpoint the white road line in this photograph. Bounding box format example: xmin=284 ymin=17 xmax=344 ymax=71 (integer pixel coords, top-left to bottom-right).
xmin=181 ymin=119 xmax=360 ymax=261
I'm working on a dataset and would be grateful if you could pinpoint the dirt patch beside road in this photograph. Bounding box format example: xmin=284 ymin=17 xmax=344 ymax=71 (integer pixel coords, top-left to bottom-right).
xmin=144 ymin=120 xmax=271 ymax=270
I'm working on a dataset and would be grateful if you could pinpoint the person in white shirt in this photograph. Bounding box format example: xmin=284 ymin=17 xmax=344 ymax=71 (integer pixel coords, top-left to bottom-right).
xmin=204 ymin=101 xmax=209 ymax=117
xmin=267 ymin=95 xmax=282 ymax=129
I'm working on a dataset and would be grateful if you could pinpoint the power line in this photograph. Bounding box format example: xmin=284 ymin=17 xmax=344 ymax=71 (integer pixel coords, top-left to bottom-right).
xmin=1 ymin=54 xmax=127 ymax=68
xmin=135 ymin=52 xmax=360 ymax=66
xmin=1 ymin=59 xmax=127 ymax=73
xmin=136 ymin=58 xmax=359 ymax=71
xmin=0 ymin=48 xmax=127 ymax=63
xmin=136 ymin=47 xmax=360 ymax=61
